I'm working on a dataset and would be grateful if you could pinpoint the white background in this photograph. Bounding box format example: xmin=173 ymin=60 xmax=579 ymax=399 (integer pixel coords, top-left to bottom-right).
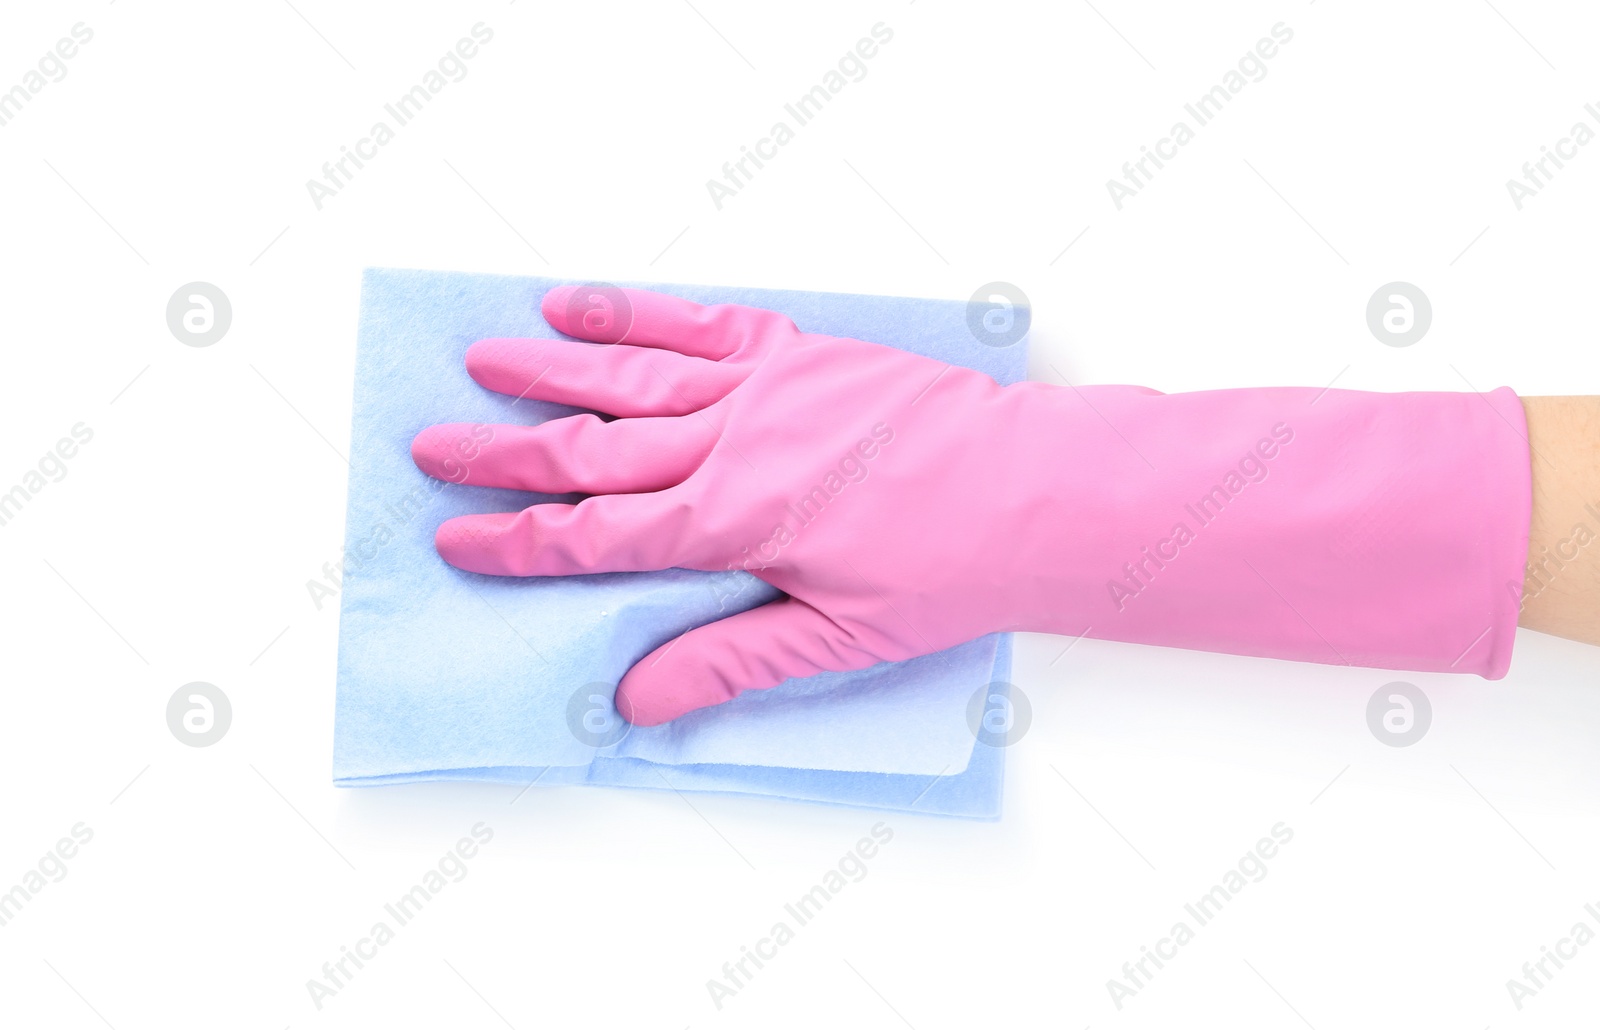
xmin=1 ymin=1 xmax=1598 ymax=1027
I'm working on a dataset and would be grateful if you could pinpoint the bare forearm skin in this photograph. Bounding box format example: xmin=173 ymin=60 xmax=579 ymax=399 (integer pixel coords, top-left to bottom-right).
xmin=1517 ymin=397 xmax=1600 ymax=645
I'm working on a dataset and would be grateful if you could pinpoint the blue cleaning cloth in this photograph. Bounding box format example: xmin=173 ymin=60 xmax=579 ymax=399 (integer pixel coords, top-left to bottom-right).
xmin=334 ymin=269 xmax=1029 ymax=816
xmin=346 ymin=638 xmax=1014 ymax=819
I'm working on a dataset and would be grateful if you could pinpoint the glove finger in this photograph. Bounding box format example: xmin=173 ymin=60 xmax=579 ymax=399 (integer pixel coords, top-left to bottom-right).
xmin=412 ymin=414 xmax=715 ymax=495
xmin=466 ymin=337 xmax=742 ymax=416
xmin=434 ymin=491 xmax=703 ymax=577
xmin=615 ymin=598 xmax=886 ymax=725
xmin=541 ymin=285 xmax=799 ymax=360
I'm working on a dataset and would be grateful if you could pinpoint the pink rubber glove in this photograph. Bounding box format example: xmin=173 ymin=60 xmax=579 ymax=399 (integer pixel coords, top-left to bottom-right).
xmin=412 ymin=286 xmax=1531 ymax=725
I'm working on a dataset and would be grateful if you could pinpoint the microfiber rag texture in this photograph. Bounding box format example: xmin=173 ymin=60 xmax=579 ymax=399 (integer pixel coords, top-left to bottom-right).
xmin=333 ymin=269 xmax=1029 ymax=815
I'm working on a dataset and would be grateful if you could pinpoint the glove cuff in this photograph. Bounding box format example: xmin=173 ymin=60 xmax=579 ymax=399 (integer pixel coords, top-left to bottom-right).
xmin=1017 ymin=383 xmax=1532 ymax=678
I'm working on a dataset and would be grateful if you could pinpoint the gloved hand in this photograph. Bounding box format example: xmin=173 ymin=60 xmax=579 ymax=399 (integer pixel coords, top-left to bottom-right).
xmin=412 ymin=285 xmax=1530 ymax=725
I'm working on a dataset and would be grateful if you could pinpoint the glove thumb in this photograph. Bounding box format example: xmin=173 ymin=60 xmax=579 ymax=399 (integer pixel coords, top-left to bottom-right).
xmin=615 ymin=598 xmax=879 ymax=725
